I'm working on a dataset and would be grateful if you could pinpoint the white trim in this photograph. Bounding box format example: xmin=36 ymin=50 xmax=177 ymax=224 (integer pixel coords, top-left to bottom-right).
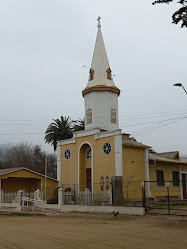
xmin=74 ymin=128 xmax=100 ymax=138
xmin=57 ymin=145 xmax=61 ymax=187
xmin=181 ymin=171 xmax=187 ymax=200
xmin=96 ymin=129 xmax=122 ymax=139
xmin=58 ymin=138 xmax=76 ymax=146
xmin=0 ymin=167 xmax=58 ymax=181
xmin=179 ymin=166 xmax=183 ymax=200
xmin=114 ymin=134 xmax=123 ymax=176
xmin=144 ymin=149 xmax=151 ymax=197
xmin=78 ymin=142 xmax=94 ymax=195
xmin=57 ymin=129 xmax=122 ymax=146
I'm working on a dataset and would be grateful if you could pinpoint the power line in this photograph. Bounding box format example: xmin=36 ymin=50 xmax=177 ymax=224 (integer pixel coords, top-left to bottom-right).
xmin=132 ymin=116 xmax=187 ymax=137
xmin=119 ymin=111 xmax=187 ymax=121
xmin=120 ymin=115 xmax=187 ymax=128
xmin=0 ymin=119 xmax=52 ymax=122
xmin=0 ymin=133 xmax=44 ymax=136
xmin=0 ymin=124 xmax=47 ymax=126
xmin=119 ymin=109 xmax=187 ymax=118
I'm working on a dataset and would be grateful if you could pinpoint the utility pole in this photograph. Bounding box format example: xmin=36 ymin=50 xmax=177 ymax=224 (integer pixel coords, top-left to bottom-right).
xmin=45 ymin=152 xmax=48 ymax=201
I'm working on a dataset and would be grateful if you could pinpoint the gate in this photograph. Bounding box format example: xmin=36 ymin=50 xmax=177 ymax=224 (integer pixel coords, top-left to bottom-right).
xmin=143 ymin=181 xmax=187 ymax=216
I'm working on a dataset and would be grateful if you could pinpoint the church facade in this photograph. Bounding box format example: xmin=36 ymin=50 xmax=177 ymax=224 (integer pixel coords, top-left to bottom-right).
xmin=57 ymin=18 xmax=187 ymax=200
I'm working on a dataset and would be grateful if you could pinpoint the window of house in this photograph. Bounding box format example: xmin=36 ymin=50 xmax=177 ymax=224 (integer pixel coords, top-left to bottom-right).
xmin=87 ymin=108 xmax=92 ymax=125
xmin=173 ymin=171 xmax=179 ymax=186
xmin=86 ymin=148 xmax=91 ymax=159
xmin=106 ymin=68 xmax=112 ymax=80
xmin=156 ymin=170 xmax=164 ymax=186
xmin=103 ymin=143 xmax=111 ymax=154
xmin=89 ymin=68 xmax=94 ymax=81
xmin=64 ymin=149 xmax=71 ymax=159
xmin=111 ymin=108 xmax=117 ymax=124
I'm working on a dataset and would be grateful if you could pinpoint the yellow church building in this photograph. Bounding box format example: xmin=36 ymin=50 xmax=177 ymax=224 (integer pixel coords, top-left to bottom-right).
xmin=57 ymin=17 xmax=187 ymax=201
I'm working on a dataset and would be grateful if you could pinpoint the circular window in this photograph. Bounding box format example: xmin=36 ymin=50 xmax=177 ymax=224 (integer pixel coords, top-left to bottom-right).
xmin=86 ymin=148 xmax=91 ymax=158
xmin=64 ymin=149 xmax=71 ymax=159
xmin=103 ymin=143 xmax=111 ymax=154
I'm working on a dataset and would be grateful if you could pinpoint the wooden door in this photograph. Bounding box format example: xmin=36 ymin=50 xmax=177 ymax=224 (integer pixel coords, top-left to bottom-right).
xmin=182 ymin=174 xmax=187 ymax=199
xmin=86 ymin=168 xmax=91 ymax=191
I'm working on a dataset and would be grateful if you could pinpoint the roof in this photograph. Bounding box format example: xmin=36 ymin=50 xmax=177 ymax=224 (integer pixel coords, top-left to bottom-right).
xmin=84 ymin=19 xmax=118 ymax=89
xmin=0 ymin=167 xmax=58 ymax=181
xmin=122 ymin=139 xmax=150 ymax=149
xmin=157 ymin=151 xmax=179 ymax=160
xmin=180 ymin=157 xmax=187 ymax=163
xmin=0 ymin=168 xmax=21 ymax=176
xmin=149 ymin=153 xmax=187 ymax=165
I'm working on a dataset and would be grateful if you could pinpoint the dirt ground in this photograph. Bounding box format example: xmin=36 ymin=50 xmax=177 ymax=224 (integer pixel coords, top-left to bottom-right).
xmin=0 ymin=213 xmax=186 ymax=249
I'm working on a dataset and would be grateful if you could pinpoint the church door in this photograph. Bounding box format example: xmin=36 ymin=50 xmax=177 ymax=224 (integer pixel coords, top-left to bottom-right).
xmin=86 ymin=168 xmax=91 ymax=191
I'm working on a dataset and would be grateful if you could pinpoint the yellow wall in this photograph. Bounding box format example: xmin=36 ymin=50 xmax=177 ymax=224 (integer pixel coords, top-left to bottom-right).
xmin=61 ymin=134 xmax=116 ymax=192
xmin=149 ymin=162 xmax=180 ymax=199
xmin=122 ymin=146 xmax=145 ymax=199
xmin=0 ymin=169 xmax=58 ymax=201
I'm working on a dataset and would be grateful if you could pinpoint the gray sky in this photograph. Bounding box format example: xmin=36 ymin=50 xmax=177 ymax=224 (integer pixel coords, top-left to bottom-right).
xmin=0 ymin=0 xmax=186 ymax=155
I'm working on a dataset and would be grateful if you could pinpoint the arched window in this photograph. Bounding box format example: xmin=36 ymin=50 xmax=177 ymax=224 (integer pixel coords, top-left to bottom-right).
xmin=106 ymin=68 xmax=112 ymax=80
xmin=110 ymin=108 xmax=117 ymax=124
xmin=89 ymin=68 xmax=94 ymax=81
xmin=87 ymin=108 xmax=92 ymax=124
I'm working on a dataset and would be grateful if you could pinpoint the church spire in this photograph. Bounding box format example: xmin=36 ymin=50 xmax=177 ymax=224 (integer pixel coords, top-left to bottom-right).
xmin=84 ymin=17 xmax=118 ymax=90
xmin=83 ymin=17 xmax=120 ymax=131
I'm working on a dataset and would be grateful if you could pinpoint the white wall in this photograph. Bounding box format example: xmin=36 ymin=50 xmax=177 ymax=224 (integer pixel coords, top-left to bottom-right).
xmin=84 ymin=91 xmax=119 ymax=131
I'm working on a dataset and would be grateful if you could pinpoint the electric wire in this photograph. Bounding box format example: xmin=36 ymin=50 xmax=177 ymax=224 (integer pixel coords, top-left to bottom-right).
xmin=120 ymin=115 xmax=187 ymax=128
xmin=132 ymin=116 xmax=187 ymax=137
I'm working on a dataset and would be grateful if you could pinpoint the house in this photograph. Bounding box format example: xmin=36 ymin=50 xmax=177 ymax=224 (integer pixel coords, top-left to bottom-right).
xmin=0 ymin=167 xmax=58 ymax=201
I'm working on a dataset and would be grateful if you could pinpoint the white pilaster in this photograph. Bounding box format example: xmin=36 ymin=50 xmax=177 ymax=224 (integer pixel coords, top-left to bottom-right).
xmin=144 ymin=149 xmax=151 ymax=197
xmin=114 ymin=133 xmax=123 ymax=176
xmin=179 ymin=166 xmax=183 ymax=200
xmin=57 ymin=145 xmax=61 ymax=187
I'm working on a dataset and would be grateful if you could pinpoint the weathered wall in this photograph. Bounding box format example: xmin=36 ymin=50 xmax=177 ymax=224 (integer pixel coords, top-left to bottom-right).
xmin=149 ymin=162 xmax=180 ymax=198
xmin=122 ymin=146 xmax=145 ymax=199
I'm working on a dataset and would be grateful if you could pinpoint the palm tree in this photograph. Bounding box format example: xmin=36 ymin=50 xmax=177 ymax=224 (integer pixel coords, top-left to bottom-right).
xmin=45 ymin=116 xmax=73 ymax=151
xmin=72 ymin=118 xmax=85 ymax=132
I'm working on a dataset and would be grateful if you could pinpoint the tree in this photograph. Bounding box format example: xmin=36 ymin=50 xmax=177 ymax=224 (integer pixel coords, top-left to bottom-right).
xmin=1 ymin=142 xmax=57 ymax=178
xmin=45 ymin=116 xmax=73 ymax=151
xmin=124 ymin=173 xmax=137 ymax=201
xmin=72 ymin=118 xmax=85 ymax=132
xmin=152 ymin=0 xmax=187 ymax=28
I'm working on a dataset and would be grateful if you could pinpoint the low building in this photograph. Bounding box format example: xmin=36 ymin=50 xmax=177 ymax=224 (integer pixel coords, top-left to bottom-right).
xmin=149 ymin=152 xmax=187 ymax=199
xmin=0 ymin=167 xmax=58 ymax=202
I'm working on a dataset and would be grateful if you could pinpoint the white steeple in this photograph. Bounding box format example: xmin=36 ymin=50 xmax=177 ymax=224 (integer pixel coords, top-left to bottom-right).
xmin=86 ymin=17 xmax=116 ymax=88
xmin=83 ymin=17 xmax=120 ymax=131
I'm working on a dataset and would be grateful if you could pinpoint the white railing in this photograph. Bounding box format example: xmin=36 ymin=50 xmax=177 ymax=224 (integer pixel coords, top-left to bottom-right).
xmin=21 ymin=197 xmax=47 ymax=213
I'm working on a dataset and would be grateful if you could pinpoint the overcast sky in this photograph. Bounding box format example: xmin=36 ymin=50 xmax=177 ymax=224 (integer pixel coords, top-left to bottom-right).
xmin=0 ymin=0 xmax=186 ymax=155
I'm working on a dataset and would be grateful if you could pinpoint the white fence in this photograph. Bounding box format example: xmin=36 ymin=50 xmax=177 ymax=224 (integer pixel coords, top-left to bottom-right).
xmin=59 ymin=188 xmax=112 ymax=206
xmin=0 ymin=190 xmax=44 ymax=204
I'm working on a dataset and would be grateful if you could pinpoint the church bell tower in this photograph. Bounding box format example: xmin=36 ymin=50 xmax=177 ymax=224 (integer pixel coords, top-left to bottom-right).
xmin=82 ymin=17 xmax=120 ymax=131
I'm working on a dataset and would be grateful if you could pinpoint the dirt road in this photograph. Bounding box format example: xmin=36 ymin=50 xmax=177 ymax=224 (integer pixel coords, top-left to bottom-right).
xmin=0 ymin=213 xmax=186 ymax=249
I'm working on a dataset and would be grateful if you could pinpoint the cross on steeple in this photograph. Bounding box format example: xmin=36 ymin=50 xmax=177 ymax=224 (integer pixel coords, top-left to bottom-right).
xmin=97 ymin=16 xmax=101 ymax=28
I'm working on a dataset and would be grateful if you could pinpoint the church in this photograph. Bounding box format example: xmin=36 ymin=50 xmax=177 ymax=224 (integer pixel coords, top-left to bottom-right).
xmin=57 ymin=17 xmax=187 ymax=200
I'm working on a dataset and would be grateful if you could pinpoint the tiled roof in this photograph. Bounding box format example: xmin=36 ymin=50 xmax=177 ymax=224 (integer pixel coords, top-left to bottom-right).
xmin=0 ymin=167 xmax=21 ymax=176
xmin=122 ymin=139 xmax=150 ymax=149
xmin=149 ymin=153 xmax=187 ymax=165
